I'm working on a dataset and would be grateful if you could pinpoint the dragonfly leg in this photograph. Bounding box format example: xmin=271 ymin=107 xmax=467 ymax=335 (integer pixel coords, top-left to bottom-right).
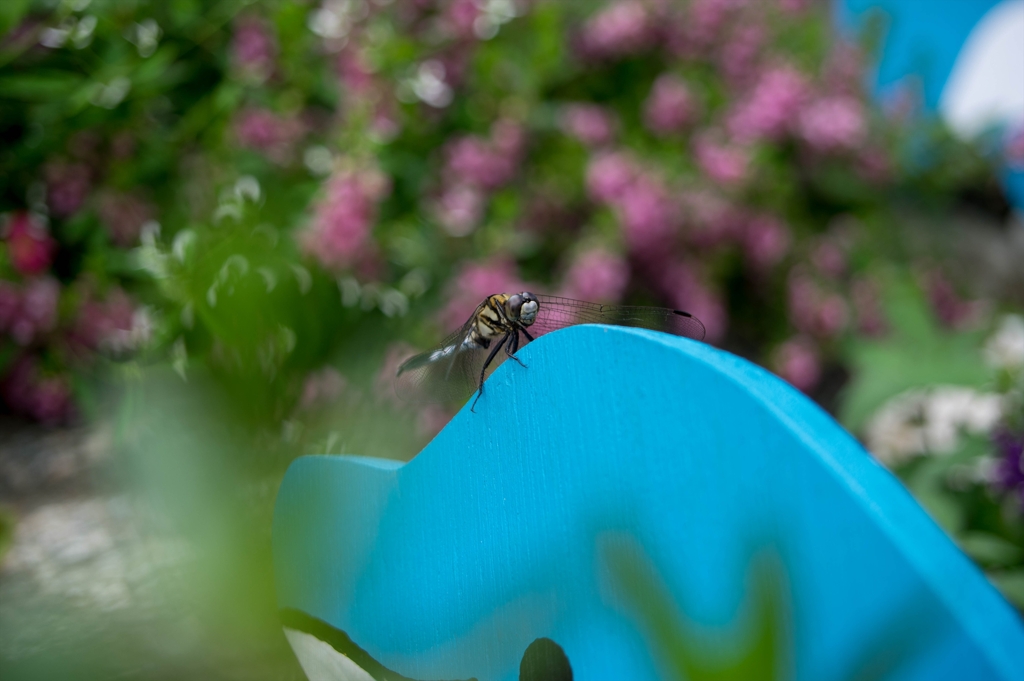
xmin=505 ymin=330 xmax=527 ymax=368
xmin=471 ymin=333 xmax=508 ymax=413
xmin=521 ymin=326 xmax=535 ymax=342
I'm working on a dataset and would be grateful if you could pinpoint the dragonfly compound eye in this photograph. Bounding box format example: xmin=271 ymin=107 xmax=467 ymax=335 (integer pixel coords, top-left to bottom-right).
xmin=520 ymin=296 xmax=539 ymax=325
xmin=507 ymin=294 xmax=524 ymax=318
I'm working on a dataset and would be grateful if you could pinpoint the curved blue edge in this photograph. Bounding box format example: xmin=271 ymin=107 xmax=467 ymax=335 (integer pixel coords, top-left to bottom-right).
xmin=273 ymin=325 xmax=1024 ymax=681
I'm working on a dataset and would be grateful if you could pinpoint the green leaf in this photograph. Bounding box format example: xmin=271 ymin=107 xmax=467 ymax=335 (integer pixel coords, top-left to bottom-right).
xmin=959 ymin=533 xmax=1024 ymax=568
xmin=0 ymin=71 xmax=84 ymax=101
xmin=0 ymin=0 xmax=32 ymax=35
xmin=988 ymin=569 xmax=1024 ymax=609
xmin=840 ymin=273 xmax=990 ymax=433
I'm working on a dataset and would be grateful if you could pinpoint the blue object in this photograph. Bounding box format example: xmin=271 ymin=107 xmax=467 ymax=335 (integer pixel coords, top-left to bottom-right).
xmin=273 ymin=326 xmax=1024 ymax=680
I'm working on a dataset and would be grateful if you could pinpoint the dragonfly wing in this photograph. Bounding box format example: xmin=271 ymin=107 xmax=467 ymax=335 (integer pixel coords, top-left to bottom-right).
xmin=395 ymin=319 xmax=510 ymax=406
xmin=531 ymin=295 xmax=706 ymax=341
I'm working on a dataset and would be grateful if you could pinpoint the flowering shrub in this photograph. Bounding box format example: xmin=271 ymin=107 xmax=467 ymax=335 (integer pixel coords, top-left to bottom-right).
xmin=0 ymin=0 xmax=1016 ymax=442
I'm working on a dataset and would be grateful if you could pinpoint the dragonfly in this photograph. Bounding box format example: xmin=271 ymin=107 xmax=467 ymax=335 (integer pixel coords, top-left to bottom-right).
xmin=396 ymin=293 xmax=706 ymax=412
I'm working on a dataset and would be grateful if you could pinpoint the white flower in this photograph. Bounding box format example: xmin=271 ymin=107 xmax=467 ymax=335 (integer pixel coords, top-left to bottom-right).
xmin=865 ymin=386 xmax=1004 ymax=466
xmin=984 ymin=314 xmax=1024 ymax=370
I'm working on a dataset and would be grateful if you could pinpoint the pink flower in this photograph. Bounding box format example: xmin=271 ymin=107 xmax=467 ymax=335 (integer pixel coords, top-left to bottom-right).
xmin=773 ymin=336 xmax=821 ymax=391
xmin=643 ymin=75 xmax=698 ymax=135
xmin=0 ymin=281 xmax=19 ymax=331
xmin=0 ymin=354 xmax=75 ymax=424
xmin=4 ymin=277 xmax=59 ymax=346
xmin=851 ymin=277 xmax=887 ymax=336
xmin=446 ymin=135 xmax=516 ymax=189
xmin=683 ymin=0 xmax=741 ymax=51
xmin=681 ymin=191 xmax=740 ymax=248
xmin=787 ymin=274 xmax=848 ymax=338
xmin=726 ymin=66 xmax=809 ymax=142
xmin=300 ymin=367 xmax=346 ymax=410
xmin=586 ymin=151 xmax=636 ymax=203
xmin=232 ymin=15 xmax=276 ymax=80
xmin=4 ymin=212 xmax=56 ymax=276
xmin=810 ymin=239 xmax=846 ymax=278
xmin=234 ymin=108 xmax=305 ymax=164
xmin=616 ymin=172 xmax=676 ymax=252
xmin=435 ymin=183 xmax=486 ymax=236
xmin=71 ymin=287 xmax=141 ymax=355
xmin=301 ymin=168 xmax=390 ymax=271
xmin=797 ymin=96 xmax=867 ymax=151
xmin=561 ymin=249 xmax=629 ymax=302
xmin=45 ymin=161 xmax=91 ymax=217
xmin=718 ymin=23 xmax=764 ymax=85
xmin=96 ymin=191 xmax=155 ymax=247
xmin=581 ymin=1 xmax=653 ymax=58
xmin=336 ymin=48 xmax=377 ymax=98
xmin=742 ymin=215 xmax=790 ymax=270
xmin=443 ymin=0 xmax=481 ymax=40
xmin=442 ymin=257 xmax=524 ymax=329
xmin=561 ymin=104 xmax=616 ymax=147
xmin=926 ymin=270 xmax=982 ymax=330
xmin=694 ymin=136 xmax=749 ymax=186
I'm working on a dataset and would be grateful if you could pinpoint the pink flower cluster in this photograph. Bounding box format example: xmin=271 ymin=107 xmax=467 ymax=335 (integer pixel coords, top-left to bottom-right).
xmin=788 ymin=273 xmax=849 ymax=338
xmin=561 ymin=104 xmax=616 ymax=147
xmin=436 ymin=119 xmax=525 ymax=235
xmin=717 ymin=23 xmax=765 ymax=85
xmin=586 ymin=152 xmax=678 ymax=253
xmin=727 ymin=66 xmax=809 ymax=142
xmin=560 ymin=249 xmax=629 ymax=302
xmin=71 ymin=286 xmax=144 ymax=356
xmin=0 ymin=277 xmax=60 ymax=346
xmin=643 ymin=74 xmax=698 ymax=135
xmin=45 ymin=161 xmax=91 ymax=217
xmin=693 ymin=135 xmax=749 ymax=186
xmin=0 ymin=355 xmax=74 ymax=424
xmin=232 ymin=15 xmax=277 ymax=81
xmin=797 ymin=95 xmax=867 ymax=152
xmin=96 ymin=191 xmax=155 ymax=247
xmin=580 ymin=1 xmax=655 ymax=58
xmin=301 ymin=167 xmax=391 ymax=271
xmin=234 ymin=107 xmax=306 ymax=164
xmin=773 ymin=336 xmax=821 ymax=391
xmin=740 ymin=214 xmax=791 ymax=270
xmin=4 ymin=212 xmax=56 ymax=276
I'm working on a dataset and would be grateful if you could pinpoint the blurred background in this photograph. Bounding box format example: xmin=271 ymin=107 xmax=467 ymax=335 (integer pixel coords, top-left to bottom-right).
xmin=0 ymin=0 xmax=1021 ymax=678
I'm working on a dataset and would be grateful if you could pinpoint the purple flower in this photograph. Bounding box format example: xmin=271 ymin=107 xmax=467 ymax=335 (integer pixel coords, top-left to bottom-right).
xmin=926 ymin=270 xmax=982 ymax=330
xmin=45 ymin=161 xmax=91 ymax=218
xmin=992 ymin=428 xmax=1024 ymax=508
xmin=434 ymin=183 xmax=485 ymax=236
xmin=561 ymin=249 xmax=629 ymax=302
xmin=234 ymin=108 xmax=306 ymax=164
xmin=694 ymin=135 xmax=749 ymax=186
xmin=446 ymin=135 xmax=515 ymax=189
xmin=3 ymin=277 xmax=60 ymax=346
xmin=726 ymin=66 xmax=809 ymax=142
xmin=581 ymin=1 xmax=654 ymax=58
xmin=71 ymin=286 xmax=140 ymax=355
xmin=797 ymin=96 xmax=867 ymax=152
xmin=96 ymin=191 xmax=155 ymax=247
xmin=643 ymin=75 xmax=698 ymax=135
xmin=851 ymin=277 xmax=887 ymax=337
xmin=718 ymin=23 xmax=764 ymax=85
xmin=0 ymin=354 xmax=75 ymax=424
xmin=616 ymin=172 xmax=676 ymax=252
xmin=232 ymin=15 xmax=277 ymax=80
xmin=300 ymin=168 xmax=390 ymax=271
xmin=561 ymin=104 xmax=616 ymax=147
xmin=787 ymin=273 xmax=848 ymax=338
xmin=586 ymin=151 xmax=636 ymax=203
xmin=742 ymin=214 xmax=790 ymax=270
xmin=773 ymin=336 xmax=821 ymax=392
xmin=680 ymin=191 xmax=740 ymax=248
xmin=810 ymin=239 xmax=846 ymax=278
xmin=336 ymin=48 xmax=377 ymax=98
xmin=682 ymin=0 xmax=740 ymax=52
xmin=443 ymin=0 xmax=482 ymax=40
xmin=3 ymin=212 xmax=56 ymax=276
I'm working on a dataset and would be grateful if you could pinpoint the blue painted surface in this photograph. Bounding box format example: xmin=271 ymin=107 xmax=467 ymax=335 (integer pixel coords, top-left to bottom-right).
xmin=273 ymin=326 xmax=1024 ymax=681
xmin=835 ymin=0 xmax=1024 ymax=208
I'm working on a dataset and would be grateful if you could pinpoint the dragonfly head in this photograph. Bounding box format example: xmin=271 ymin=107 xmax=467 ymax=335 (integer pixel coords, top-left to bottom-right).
xmin=508 ymin=292 xmax=539 ymax=326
